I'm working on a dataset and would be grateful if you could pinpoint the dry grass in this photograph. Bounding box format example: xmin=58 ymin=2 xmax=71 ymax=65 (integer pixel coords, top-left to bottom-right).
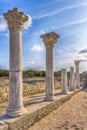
xmin=0 ymin=77 xmax=61 ymax=103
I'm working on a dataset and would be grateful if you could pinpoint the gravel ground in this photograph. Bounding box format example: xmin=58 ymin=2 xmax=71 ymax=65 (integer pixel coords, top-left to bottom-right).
xmin=29 ymin=89 xmax=87 ymax=130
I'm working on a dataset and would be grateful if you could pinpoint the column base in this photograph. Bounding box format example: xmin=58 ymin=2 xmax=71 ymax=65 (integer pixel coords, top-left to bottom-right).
xmin=44 ymin=96 xmax=56 ymax=101
xmin=69 ymin=88 xmax=75 ymax=91
xmin=70 ymin=88 xmax=75 ymax=91
xmin=62 ymin=90 xmax=67 ymax=95
xmin=75 ymin=85 xmax=80 ymax=89
xmin=6 ymin=107 xmax=28 ymax=118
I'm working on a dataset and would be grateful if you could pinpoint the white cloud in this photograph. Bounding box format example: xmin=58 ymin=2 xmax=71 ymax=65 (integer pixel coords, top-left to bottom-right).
xmin=24 ymin=15 xmax=32 ymax=29
xmin=33 ymin=3 xmax=87 ymax=19
xmin=31 ymin=44 xmax=44 ymax=51
xmin=59 ymin=19 xmax=87 ymax=29
xmin=0 ymin=14 xmax=32 ymax=32
xmin=0 ymin=16 xmax=7 ymax=31
xmin=75 ymin=48 xmax=87 ymax=61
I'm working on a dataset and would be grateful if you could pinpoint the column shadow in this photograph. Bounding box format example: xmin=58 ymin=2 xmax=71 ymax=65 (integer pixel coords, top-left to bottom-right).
xmin=55 ymin=91 xmax=66 ymax=96
xmin=0 ymin=114 xmax=12 ymax=120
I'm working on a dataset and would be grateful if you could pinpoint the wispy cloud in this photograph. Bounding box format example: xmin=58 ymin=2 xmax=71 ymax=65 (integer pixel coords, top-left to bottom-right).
xmin=24 ymin=15 xmax=32 ymax=30
xmin=0 ymin=16 xmax=7 ymax=31
xmin=58 ymin=19 xmax=87 ymax=29
xmin=33 ymin=3 xmax=87 ymax=19
xmin=0 ymin=32 xmax=8 ymax=37
xmin=75 ymin=48 xmax=87 ymax=61
xmin=31 ymin=44 xmax=45 ymax=51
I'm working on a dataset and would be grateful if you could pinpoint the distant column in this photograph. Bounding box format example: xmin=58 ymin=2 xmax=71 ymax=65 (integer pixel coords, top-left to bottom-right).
xmin=61 ymin=69 xmax=67 ymax=94
xmin=41 ymin=32 xmax=59 ymax=101
xmin=70 ymin=67 xmax=75 ymax=91
xmin=75 ymin=60 xmax=80 ymax=89
xmin=4 ymin=8 xmax=28 ymax=117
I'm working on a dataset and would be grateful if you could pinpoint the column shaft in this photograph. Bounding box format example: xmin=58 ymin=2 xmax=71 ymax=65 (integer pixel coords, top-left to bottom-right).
xmin=40 ymin=32 xmax=59 ymax=101
xmin=4 ymin=8 xmax=28 ymax=117
xmin=46 ymin=47 xmax=54 ymax=101
xmin=75 ymin=61 xmax=80 ymax=89
xmin=9 ymin=29 xmax=23 ymax=107
xmin=10 ymin=30 xmax=22 ymax=71
xmin=61 ymin=69 xmax=67 ymax=94
xmin=7 ymin=29 xmax=26 ymax=117
xmin=70 ymin=67 xmax=75 ymax=91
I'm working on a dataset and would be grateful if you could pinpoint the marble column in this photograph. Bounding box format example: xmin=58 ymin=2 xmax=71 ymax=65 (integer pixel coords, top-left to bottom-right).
xmin=4 ymin=8 xmax=28 ymax=117
xmin=40 ymin=32 xmax=59 ymax=101
xmin=70 ymin=67 xmax=75 ymax=91
xmin=61 ymin=69 xmax=67 ymax=94
xmin=75 ymin=60 xmax=80 ymax=89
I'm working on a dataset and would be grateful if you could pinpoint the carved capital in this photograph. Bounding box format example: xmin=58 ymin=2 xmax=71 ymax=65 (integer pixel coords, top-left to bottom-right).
xmin=74 ymin=60 xmax=80 ymax=65
xmin=4 ymin=8 xmax=28 ymax=30
xmin=40 ymin=32 xmax=59 ymax=48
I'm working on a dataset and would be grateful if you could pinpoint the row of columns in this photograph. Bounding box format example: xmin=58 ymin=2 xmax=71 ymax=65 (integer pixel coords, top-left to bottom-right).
xmin=61 ymin=62 xmax=80 ymax=94
xmin=4 ymin=8 xmax=59 ymax=117
xmin=3 ymin=8 xmax=80 ymax=118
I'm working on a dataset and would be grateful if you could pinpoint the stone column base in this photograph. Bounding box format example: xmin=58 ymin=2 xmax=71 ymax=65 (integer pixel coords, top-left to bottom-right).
xmin=70 ymin=88 xmax=75 ymax=91
xmin=75 ymin=85 xmax=80 ymax=89
xmin=6 ymin=107 xmax=28 ymax=118
xmin=44 ymin=96 xmax=56 ymax=101
xmin=62 ymin=90 xmax=67 ymax=95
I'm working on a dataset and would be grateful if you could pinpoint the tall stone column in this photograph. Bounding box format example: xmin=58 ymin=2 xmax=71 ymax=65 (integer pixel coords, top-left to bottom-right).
xmin=75 ymin=60 xmax=80 ymax=89
xmin=61 ymin=69 xmax=67 ymax=94
xmin=4 ymin=8 xmax=28 ymax=117
xmin=40 ymin=32 xmax=59 ymax=101
xmin=70 ymin=67 xmax=75 ymax=91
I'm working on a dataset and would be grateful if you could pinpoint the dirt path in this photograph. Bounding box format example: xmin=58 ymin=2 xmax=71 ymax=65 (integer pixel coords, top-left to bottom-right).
xmin=29 ymin=89 xmax=87 ymax=130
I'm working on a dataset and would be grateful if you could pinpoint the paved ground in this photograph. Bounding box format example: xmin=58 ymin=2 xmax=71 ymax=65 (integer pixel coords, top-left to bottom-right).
xmin=29 ymin=89 xmax=87 ymax=130
xmin=0 ymin=89 xmax=62 ymax=115
xmin=0 ymin=89 xmax=87 ymax=130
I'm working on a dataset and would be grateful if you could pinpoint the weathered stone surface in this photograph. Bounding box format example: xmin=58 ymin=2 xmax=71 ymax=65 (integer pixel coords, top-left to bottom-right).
xmin=61 ymin=69 xmax=67 ymax=94
xmin=40 ymin=32 xmax=59 ymax=47
xmin=41 ymin=32 xmax=59 ymax=101
xmin=4 ymin=8 xmax=28 ymax=30
xmin=0 ymin=121 xmax=8 ymax=130
xmin=8 ymin=71 xmax=23 ymax=108
xmin=0 ymin=89 xmax=82 ymax=130
xmin=9 ymin=30 xmax=22 ymax=71
xmin=75 ymin=60 xmax=80 ymax=89
xmin=70 ymin=67 xmax=75 ymax=91
xmin=4 ymin=8 xmax=28 ymax=117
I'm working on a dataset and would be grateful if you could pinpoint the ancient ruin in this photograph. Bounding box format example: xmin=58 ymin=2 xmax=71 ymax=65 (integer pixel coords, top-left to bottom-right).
xmin=70 ymin=67 xmax=75 ymax=91
xmin=74 ymin=60 xmax=80 ymax=89
xmin=0 ymin=7 xmax=85 ymax=130
xmin=40 ymin=32 xmax=59 ymax=101
xmin=4 ymin=8 xmax=28 ymax=117
xmin=61 ymin=68 xmax=67 ymax=94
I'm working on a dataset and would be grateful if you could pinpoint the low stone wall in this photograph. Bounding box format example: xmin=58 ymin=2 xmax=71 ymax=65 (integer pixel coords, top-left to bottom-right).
xmin=0 ymin=81 xmax=61 ymax=103
xmin=0 ymin=85 xmax=8 ymax=103
xmin=0 ymin=89 xmax=82 ymax=130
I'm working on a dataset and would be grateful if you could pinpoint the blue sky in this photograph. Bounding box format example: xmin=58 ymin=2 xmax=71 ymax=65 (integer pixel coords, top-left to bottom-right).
xmin=0 ymin=0 xmax=87 ymax=72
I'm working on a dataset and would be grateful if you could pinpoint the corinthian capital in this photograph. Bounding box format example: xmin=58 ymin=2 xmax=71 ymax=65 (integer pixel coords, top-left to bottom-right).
xmin=4 ymin=8 xmax=28 ymax=30
xmin=40 ymin=32 xmax=59 ymax=48
xmin=74 ymin=60 xmax=80 ymax=65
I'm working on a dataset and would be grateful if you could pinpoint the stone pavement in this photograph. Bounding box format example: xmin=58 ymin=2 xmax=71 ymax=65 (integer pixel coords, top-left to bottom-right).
xmin=0 ymin=89 xmax=82 ymax=130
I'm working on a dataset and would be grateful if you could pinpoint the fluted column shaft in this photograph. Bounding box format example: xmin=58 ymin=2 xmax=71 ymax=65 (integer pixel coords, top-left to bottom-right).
xmin=40 ymin=32 xmax=59 ymax=101
xmin=61 ymin=69 xmax=67 ymax=94
xmin=4 ymin=8 xmax=28 ymax=117
xmin=9 ymin=29 xmax=23 ymax=114
xmin=70 ymin=67 xmax=75 ymax=91
xmin=46 ymin=46 xmax=54 ymax=100
xmin=75 ymin=61 xmax=80 ymax=89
